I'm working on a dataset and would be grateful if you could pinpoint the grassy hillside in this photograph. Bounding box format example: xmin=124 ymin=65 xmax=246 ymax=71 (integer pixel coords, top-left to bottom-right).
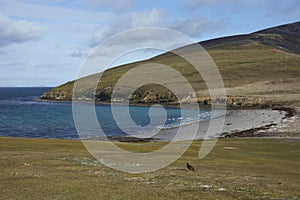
xmin=42 ymin=21 xmax=300 ymax=106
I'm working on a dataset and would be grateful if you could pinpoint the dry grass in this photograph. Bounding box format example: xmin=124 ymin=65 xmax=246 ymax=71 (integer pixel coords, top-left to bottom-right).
xmin=1 ymin=137 xmax=299 ymax=199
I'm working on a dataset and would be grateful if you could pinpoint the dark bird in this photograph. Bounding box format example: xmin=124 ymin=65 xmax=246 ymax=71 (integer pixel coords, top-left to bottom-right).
xmin=186 ymin=162 xmax=195 ymax=171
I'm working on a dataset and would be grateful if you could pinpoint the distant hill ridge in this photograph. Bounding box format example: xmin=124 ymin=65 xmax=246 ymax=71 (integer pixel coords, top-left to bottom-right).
xmin=201 ymin=21 xmax=300 ymax=54
xmin=41 ymin=21 xmax=300 ymax=106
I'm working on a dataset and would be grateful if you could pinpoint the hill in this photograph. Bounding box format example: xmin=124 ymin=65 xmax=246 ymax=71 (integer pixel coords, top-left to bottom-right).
xmin=41 ymin=21 xmax=300 ymax=107
xmin=201 ymin=21 xmax=300 ymax=54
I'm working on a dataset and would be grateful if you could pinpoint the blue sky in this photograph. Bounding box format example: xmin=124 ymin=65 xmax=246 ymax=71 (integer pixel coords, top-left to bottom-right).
xmin=0 ymin=0 xmax=299 ymax=86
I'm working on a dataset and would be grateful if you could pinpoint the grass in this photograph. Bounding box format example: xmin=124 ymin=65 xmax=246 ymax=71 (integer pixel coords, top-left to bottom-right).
xmin=249 ymin=89 xmax=300 ymax=95
xmin=1 ymin=137 xmax=299 ymax=199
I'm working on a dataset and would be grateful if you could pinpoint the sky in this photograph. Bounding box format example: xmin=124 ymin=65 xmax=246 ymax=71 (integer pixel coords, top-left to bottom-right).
xmin=0 ymin=0 xmax=299 ymax=87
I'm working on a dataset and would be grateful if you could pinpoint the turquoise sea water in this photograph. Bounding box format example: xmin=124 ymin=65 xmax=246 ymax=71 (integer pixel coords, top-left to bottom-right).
xmin=0 ymin=87 xmax=213 ymax=140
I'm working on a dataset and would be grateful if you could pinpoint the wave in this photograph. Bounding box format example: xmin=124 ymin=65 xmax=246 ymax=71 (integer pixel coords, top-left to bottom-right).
xmin=128 ymin=110 xmax=226 ymax=138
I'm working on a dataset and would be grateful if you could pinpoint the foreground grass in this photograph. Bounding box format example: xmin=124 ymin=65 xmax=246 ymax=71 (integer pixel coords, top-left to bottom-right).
xmin=0 ymin=137 xmax=299 ymax=200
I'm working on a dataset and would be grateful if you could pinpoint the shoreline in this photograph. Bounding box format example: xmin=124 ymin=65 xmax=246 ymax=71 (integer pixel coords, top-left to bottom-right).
xmin=37 ymin=97 xmax=284 ymax=110
xmin=222 ymin=107 xmax=297 ymax=138
xmin=0 ymin=106 xmax=297 ymax=143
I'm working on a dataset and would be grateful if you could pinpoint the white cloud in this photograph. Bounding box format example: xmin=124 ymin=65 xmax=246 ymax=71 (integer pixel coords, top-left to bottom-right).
xmin=87 ymin=8 xmax=230 ymax=48
xmin=0 ymin=13 xmax=45 ymax=47
xmin=89 ymin=8 xmax=168 ymax=46
xmin=74 ymin=8 xmax=230 ymax=65
xmin=171 ymin=17 xmax=229 ymax=37
xmin=70 ymin=48 xmax=89 ymax=58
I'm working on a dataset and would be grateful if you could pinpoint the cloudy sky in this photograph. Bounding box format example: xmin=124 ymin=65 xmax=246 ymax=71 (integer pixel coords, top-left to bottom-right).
xmin=0 ymin=0 xmax=299 ymax=86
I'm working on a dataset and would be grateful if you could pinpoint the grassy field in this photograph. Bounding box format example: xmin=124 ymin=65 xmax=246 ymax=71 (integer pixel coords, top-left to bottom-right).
xmin=1 ymin=137 xmax=299 ymax=199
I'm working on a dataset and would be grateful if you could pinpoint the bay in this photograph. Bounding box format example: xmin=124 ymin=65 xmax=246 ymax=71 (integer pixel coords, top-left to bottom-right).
xmin=0 ymin=87 xmax=212 ymax=140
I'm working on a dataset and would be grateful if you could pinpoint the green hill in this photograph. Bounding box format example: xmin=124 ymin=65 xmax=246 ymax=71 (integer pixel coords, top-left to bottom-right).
xmin=41 ymin=21 xmax=300 ymax=107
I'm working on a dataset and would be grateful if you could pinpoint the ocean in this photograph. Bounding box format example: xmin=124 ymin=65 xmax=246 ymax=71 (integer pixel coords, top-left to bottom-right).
xmin=0 ymin=87 xmax=213 ymax=140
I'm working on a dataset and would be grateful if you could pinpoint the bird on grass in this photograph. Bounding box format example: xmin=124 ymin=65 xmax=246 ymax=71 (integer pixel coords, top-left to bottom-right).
xmin=186 ymin=162 xmax=195 ymax=171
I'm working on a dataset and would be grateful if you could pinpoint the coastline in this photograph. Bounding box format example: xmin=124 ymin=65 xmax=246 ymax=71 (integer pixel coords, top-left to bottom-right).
xmin=1 ymin=106 xmax=297 ymax=143
xmin=147 ymin=108 xmax=292 ymax=142
xmin=98 ymin=106 xmax=298 ymax=142
xmin=37 ymin=97 xmax=273 ymax=109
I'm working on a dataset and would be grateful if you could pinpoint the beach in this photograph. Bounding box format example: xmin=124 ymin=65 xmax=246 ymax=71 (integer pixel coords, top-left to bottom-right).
xmin=110 ymin=107 xmax=296 ymax=142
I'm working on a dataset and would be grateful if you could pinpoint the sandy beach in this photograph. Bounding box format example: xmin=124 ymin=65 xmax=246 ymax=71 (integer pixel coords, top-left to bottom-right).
xmin=108 ymin=108 xmax=295 ymax=142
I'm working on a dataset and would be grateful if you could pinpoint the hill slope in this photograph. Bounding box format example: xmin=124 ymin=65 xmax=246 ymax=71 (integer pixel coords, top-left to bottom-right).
xmin=201 ymin=21 xmax=300 ymax=54
xmin=42 ymin=21 xmax=300 ymax=107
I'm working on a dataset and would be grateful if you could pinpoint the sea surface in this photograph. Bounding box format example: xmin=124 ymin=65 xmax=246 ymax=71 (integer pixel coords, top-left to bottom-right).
xmin=0 ymin=87 xmax=216 ymax=140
